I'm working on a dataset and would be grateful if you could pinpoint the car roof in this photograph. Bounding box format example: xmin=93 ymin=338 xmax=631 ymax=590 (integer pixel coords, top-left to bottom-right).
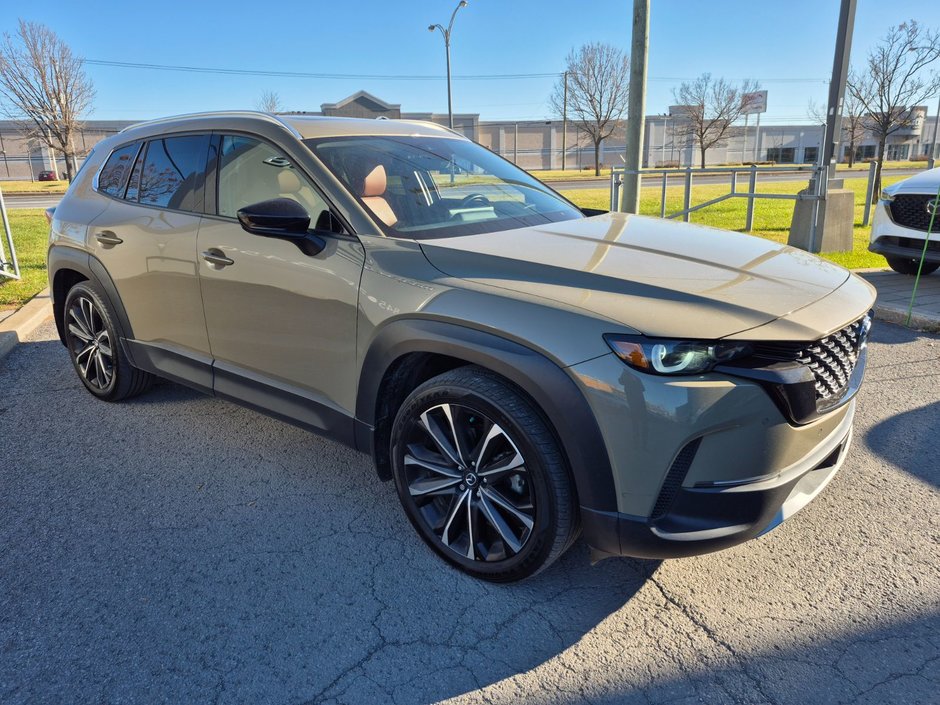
xmin=119 ymin=111 xmax=460 ymax=141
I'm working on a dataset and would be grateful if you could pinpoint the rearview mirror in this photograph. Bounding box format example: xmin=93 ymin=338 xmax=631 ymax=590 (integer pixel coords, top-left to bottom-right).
xmin=236 ymin=198 xmax=324 ymax=255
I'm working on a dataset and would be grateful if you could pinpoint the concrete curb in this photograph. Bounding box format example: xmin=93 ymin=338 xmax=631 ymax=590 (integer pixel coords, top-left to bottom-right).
xmin=0 ymin=288 xmax=53 ymax=363
xmin=872 ymin=302 xmax=940 ymax=333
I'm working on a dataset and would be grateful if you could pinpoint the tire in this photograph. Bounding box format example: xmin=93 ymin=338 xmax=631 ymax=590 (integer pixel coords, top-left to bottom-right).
xmin=886 ymin=256 xmax=940 ymax=276
xmin=63 ymin=281 xmax=154 ymax=402
xmin=390 ymin=366 xmax=578 ymax=582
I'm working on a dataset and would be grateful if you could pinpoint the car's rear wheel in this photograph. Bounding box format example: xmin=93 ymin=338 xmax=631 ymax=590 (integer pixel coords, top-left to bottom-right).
xmin=63 ymin=281 xmax=153 ymax=402
xmin=390 ymin=366 xmax=578 ymax=582
xmin=886 ymin=255 xmax=940 ymax=276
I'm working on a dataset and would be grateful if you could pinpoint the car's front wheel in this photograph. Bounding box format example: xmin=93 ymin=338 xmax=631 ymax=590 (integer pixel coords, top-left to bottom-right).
xmin=390 ymin=366 xmax=578 ymax=582
xmin=886 ymin=255 xmax=940 ymax=276
xmin=63 ymin=281 xmax=154 ymax=402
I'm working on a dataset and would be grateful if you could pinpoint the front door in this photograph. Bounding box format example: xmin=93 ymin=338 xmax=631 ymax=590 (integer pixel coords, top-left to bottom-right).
xmin=196 ymin=134 xmax=364 ymax=438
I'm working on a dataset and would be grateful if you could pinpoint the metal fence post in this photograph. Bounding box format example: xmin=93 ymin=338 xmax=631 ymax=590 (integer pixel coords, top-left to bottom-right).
xmin=660 ymin=171 xmax=667 ymax=218
xmin=683 ymin=168 xmax=692 ymax=222
xmin=610 ymin=170 xmax=622 ymax=212
xmin=862 ymin=160 xmax=877 ymax=226
xmin=745 ymin=164 xmax=757 ymax=232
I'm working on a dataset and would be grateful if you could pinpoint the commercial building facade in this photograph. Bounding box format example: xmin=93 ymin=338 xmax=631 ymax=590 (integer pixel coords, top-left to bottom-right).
xmin=1 ymin=92 xmax=937 ymax=180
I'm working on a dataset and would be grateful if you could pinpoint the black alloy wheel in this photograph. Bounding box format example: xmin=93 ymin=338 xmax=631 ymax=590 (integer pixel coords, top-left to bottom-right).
xmin=391 ymin=366 xmax=577 ymax=582
xmin=63 ymin=282 xmax=153 ymax=402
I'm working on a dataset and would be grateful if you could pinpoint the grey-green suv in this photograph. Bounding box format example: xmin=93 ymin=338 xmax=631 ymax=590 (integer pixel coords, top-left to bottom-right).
xmin=48 ymin=112 xmax=875 ymax=581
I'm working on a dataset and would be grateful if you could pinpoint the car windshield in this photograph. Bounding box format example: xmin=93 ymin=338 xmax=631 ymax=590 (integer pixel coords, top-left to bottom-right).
xmin=305 ymin=135 xmax=583 ymax=238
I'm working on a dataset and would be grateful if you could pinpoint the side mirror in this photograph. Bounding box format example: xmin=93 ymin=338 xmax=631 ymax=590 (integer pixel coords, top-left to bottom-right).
xmin=236 ymin=198 xmax=324 ymax=256
xmin=237 ymin=198 xmax=310 ymax=237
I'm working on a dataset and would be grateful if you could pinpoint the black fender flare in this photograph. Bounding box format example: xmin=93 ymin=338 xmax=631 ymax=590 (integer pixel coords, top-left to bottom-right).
xmin=356 ymin=318 xmax=617 ymax=513
xmin=47 ymin=246 xmax=137 ymax=362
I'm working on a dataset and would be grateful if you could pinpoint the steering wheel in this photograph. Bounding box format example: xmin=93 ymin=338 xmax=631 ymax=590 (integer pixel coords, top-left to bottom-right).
xmin=458 ymin=193 xmax=491 ymax=208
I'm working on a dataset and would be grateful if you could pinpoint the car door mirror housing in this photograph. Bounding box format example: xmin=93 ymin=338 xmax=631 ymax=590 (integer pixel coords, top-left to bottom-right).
xmin=236 ymin=198 xmax=325 ymax=255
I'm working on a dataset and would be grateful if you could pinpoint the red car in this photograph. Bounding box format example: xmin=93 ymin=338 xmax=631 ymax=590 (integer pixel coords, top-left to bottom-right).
xmin=37 ymin=170 xmax=57 ymax=181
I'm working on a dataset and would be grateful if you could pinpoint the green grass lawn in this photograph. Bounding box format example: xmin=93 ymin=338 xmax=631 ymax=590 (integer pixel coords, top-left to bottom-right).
xmin=1 ymin=209 xmax=49 ymax=309
xmin=559 ymin=174 xmax=907 ymax=270
xmin=1 ymin=180 xmax=69 ymax=193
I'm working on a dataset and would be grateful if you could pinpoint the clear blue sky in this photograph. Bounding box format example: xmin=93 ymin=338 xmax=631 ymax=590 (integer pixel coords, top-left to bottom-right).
xmin=3 ymin=0 xmax=939 ymax=123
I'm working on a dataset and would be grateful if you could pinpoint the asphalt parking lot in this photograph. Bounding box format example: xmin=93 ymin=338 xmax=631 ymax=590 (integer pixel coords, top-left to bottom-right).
xmin=1 ymin=319 xmax=938 ymax=705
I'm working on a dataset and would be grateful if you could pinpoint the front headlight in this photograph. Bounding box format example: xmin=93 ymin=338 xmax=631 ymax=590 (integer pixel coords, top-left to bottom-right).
xmin=604 ymin=335 xmax=753 ymax=375
xmin=880 ymin=190 xmax=895 ymax=203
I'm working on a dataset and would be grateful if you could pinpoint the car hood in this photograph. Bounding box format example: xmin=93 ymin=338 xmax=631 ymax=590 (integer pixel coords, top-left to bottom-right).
xmin=418 ymin=212 xmax=851 ymax=339
xmin=884 ymin=167 xmax=940 ymax=194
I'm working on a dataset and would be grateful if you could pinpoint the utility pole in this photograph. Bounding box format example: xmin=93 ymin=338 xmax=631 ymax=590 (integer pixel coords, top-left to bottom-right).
xmin=809 ymin=0 xmax=856 ymax=252
xmin=561 ymin=71 xmax=568 ymax=171
xmin=621 ymin=0 xmax=649 ymax=214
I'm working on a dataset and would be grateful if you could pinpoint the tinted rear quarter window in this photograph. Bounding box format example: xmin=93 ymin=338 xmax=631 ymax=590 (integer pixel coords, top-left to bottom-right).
xmin=97 ymin=143 xmax=140 ymax=197
xmin=137 ymin=134 xmax=209 ymax=211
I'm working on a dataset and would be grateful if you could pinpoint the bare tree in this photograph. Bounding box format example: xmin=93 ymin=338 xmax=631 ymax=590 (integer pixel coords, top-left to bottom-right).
xmin=671 ymin=74 xmax=761 ymax=168
xmin=0 ymin=20 xmax=94 ymax=181
xmin=257 ymin=90 xmax=282 ymax=113
xmin=550 ymin=43 xmax=629 ymax=176
xmin=807 ymin=84 xmax=868 ymax=167
xmin=848 ymin=20 xmax=940 ymax=201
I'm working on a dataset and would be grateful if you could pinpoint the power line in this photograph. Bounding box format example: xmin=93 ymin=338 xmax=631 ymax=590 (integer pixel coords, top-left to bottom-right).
xmin=83 ymin=59 xmax=830 ymax=85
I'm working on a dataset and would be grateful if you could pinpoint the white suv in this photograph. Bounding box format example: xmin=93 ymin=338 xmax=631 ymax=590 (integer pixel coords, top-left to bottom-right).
xmin=871 ymin=168 xmax=940 ymax=275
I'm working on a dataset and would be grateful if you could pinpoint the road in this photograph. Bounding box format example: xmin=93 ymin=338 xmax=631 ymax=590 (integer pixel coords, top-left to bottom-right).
xmin=1 ymin=320 xmax=938 ymax=705
xmin=1 ymin=194 xmax=61 ymax=210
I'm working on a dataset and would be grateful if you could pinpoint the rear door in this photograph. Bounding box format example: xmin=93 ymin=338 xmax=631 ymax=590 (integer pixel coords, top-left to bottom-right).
xmin=195 ymin=133 xmax=365 ymax=437
xmin=88 ymin=133 xmax=213 ymax=389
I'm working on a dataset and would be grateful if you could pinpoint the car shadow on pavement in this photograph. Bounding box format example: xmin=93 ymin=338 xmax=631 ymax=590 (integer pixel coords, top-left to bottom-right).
xmin=864 ymin=400 xmax=940 ymax=490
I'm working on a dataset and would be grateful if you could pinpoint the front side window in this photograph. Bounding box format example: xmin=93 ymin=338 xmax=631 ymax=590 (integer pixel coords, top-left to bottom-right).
xmin=136 ymin=134 xmax=209 ymax=210
xmin=306 ymin=135 xmax=583 ymax=239
xmin=97 ymin=142 xmax=140 ymax=197
xmin=217 ymin=135 xmax=333 ymax=228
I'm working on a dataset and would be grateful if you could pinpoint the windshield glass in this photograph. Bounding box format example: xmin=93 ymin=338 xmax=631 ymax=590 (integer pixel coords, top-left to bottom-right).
xmin=305 ymin=135 xmax=583 ymax=238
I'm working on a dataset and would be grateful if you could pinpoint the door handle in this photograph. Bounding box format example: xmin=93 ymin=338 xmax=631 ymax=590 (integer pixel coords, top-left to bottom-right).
xmin=202 ymin=249 xmax=235 ymax=267
xmin=95 ymin=230 xmax=123 ymax=246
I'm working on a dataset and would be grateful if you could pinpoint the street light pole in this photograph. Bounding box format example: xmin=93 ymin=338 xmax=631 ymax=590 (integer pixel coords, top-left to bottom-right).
xmin=429 ymin=1 xmax=469 ymax=130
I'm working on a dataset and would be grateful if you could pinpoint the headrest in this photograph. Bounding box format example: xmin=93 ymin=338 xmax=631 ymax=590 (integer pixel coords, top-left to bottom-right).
xmin=277 ymin=169 xmax=301 ymax=194
xmin=362 ymin=164 xmax=387 ymax=197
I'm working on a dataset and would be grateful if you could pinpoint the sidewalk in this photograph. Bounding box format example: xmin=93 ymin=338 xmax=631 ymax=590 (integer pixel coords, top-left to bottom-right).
xmin=861 ymin=270 xmax=940 ymax=332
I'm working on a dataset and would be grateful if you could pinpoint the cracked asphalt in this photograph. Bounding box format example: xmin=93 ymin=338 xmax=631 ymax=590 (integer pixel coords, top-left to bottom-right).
xmin=1 ymin=319 xmax=938 ymax=705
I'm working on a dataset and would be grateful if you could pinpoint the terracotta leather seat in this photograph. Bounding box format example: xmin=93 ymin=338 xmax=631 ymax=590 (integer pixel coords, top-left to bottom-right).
xmin=359 ymin=164 xmax=398 ymax=228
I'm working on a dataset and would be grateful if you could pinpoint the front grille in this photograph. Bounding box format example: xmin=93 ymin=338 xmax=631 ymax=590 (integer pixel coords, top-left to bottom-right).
xmin=753 ymin=314 xmax=871 ymax=407
xmin=889 ymin=194 xmax=940 ymax=232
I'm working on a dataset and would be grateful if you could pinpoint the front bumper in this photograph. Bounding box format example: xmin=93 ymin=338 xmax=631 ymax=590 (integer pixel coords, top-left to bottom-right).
xmin=569 ymin=347 xmax=862 ymax=560
xmin=581 ymin=404 xmax=854 ymax=559
xmin=870 ymin=200 xmax=940 ymax=263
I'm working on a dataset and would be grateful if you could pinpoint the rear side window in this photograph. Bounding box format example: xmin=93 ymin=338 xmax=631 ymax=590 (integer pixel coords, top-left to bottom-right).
xmin=137 ymin=134 xmax=209 ymax=210
xmin=97 ymin=143 xmax=139 ymax=197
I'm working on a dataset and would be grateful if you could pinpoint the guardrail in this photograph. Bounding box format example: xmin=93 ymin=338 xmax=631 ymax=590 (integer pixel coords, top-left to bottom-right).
xmin=0 ymin=186 xmax=20 ymax=281
xmin=609 ymin=164 xmax=823 ymax=232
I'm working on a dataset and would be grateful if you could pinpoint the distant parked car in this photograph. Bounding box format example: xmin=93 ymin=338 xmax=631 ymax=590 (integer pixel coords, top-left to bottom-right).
xmin=37 ymin=170 xmax=57 ymax=181
xmin=871 ymin=167 xmax=940 ymax=275
xmin=46 ymin=112 xmax=875 ymax=581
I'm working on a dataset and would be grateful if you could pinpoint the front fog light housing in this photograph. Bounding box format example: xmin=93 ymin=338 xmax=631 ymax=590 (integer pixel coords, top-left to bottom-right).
xmin=604 ymin=336 xmax=753 ymax=375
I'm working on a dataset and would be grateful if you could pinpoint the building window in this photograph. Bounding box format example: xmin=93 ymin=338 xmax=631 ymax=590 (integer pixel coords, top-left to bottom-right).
xmin=802 ymin=147 xmax=818 ymax=164
xmin=766 ymin=147 xmax=795 ymax=163
xmin=886 ymin=144 xmax=910 ymax=161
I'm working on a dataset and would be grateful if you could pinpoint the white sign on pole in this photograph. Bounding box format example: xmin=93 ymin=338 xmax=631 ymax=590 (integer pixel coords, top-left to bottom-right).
xmin=742 ymin=90 xmax=768 ymax=114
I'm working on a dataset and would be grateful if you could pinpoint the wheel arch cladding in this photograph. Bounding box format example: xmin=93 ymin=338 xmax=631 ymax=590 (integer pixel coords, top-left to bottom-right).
xmin=48 ymin=247 xmax=135 ymax=354
xmin=356 ymin=318 xmax=618 ymax=513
